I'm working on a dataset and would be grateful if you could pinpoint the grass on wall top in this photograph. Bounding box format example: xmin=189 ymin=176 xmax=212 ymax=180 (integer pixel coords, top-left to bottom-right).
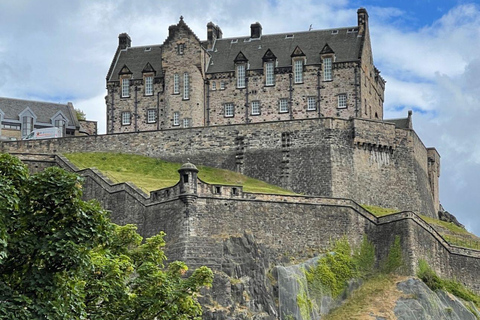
xmin=64 ymin=152 xmax=296 ymax=195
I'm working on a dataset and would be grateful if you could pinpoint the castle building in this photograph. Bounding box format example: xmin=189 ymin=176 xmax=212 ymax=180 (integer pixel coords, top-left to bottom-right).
xmin=106 ymin=8 xmax=385 ymax=133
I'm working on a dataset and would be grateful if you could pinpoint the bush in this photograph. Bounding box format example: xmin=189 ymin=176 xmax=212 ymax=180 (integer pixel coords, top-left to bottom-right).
xmin=417 ymin=259 xmax=442 ymax=291
xmin=353 ymin=235 xmax=376 ymax=278
xmin=382 ymin=236 xmax=404 ymax=274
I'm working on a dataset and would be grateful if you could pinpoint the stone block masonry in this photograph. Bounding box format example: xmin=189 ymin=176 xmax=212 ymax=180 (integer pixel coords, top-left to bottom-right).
xmin=1 ymin=117 xmax=439 ymax=217
xmin=13 ymin=153 xmax=480 ymax=294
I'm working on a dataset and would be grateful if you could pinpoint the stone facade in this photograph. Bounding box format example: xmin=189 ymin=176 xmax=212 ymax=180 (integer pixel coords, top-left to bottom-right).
xmin=15 ymin=154 xmax=480 ymax=299
xmin=1 ymin=116 xmax=440 ymax=217
xmin=105 ymin=8 xmax=385 ymax=133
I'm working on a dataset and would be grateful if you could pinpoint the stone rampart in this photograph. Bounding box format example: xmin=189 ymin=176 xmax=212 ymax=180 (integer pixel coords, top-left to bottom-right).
xmin=1 ymin=117 xmax=438 ymax=217
xmin=12 ymin=153 xmax=480 ymax=293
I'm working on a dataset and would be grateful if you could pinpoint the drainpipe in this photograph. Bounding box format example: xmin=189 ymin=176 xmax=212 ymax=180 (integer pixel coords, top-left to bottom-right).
xmin=134 ymin=85 xmax=138 ymax=131
xmin=245 ymin=76 xmax=249 ymax=123
xmin=289 ymin=73 xmax=293 ymax=120
xmin=205 ymin=79 xmax=210 ymax=126
xmin=110 ymin=88 xmax=115 ymax=134
xmin=317 ymin=70 xmax=321 ymax=117
xmin=156 ymin=91 xmax=160 ymax=130
xmin=354 ymin=63 xmax=359 ymax=118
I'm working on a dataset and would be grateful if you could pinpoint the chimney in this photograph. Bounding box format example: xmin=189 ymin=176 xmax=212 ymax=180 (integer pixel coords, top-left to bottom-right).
xmin=118 ymin=33 xmax=131 ymax=50
xmin=357 ymin=8 xmax=369 ymax=36
xmin=250 ymin=22 xmax=262 ymax=39
xmin=207 ymin=22 xmax=223 ymax=50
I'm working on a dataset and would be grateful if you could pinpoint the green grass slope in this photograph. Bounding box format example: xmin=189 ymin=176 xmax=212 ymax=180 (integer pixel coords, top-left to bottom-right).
xmin=64 ymin=152 xmax=295 ymax=195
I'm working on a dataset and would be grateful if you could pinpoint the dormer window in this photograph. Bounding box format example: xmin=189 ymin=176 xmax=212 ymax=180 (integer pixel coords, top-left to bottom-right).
xmin=234 ymin=51 xmax=248 ymax=89
xmin=145 ymin=76 xmax=153 ymax=95
xmin=323 ymin=57 xmax=332 ymax=81
xmin=294 ymin=59 xmax=303 ymax=83
xmin=265 ymin=61 xmax=274 ymax=86
xmin=236 ymin=64 xmax=246 ymax=88
xmin=22 ymin=115 xmax=33 ymax=137
xmin=121 ymin=78 xmax=130 ymax=97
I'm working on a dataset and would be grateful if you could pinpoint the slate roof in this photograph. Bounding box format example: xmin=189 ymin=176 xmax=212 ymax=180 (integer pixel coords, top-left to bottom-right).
xmin=206 ymin=27 xmax=362 ymax=73
xmin=0 ymin=97 xmax=79 ymax=128
xmin=108 ymin=45 xmax=163 ymax=82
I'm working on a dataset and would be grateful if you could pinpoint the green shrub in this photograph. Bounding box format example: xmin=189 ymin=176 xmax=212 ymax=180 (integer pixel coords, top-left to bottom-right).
xmin=353 ymin=235 xmax=376 ymax=278
xmin=417 ymin=259 xmax=442 ymax=290
xmin=382 ymin=236 xmax=404 ymax=274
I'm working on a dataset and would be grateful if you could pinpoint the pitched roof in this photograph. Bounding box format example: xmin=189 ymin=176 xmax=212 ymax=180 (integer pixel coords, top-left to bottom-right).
xmin=0 ymin=97 xmax=79 ymax=128
xmin=206 ymin=27 xmax=362 ymax=73
xmin=108 ymin=45 xmax=163 ymax=81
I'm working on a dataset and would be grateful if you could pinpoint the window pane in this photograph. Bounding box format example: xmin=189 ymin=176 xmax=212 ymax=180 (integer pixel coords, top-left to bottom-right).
xmin=338 ymin=94 xmax=347 ymax=108
xmin=183 ymin=73 xmax=189 ymax=99
xmin=307 ymin=97 xmax=316 ymax=110
xmin=145 ymin=76 xmax=153 ymax=95
xmin=237 ymin=64 xmax=245 ymax=88
xmin=122 ymin=78 xmax=130 ymax=97
xmin=173 ymin=74 xmax=179 ymax=94
xmin=224 ymin=103 xmax=234 ymax=117
xmin=147 ymin=109 xmax=156 ymax=123
xmin=265 ymin=62 xmax=274 ymax=86
xmin=173 ymin=112 xmax=179 ymax=125
xmin=251 ymin=101 xmax=260 ymax=115
xmin=323 ymin=57 xmax=332 ymax=81
xmin=279 ymin=99 xmax=288 ymax=113
xmin=294 ymin=60 xmax=303 ymax=83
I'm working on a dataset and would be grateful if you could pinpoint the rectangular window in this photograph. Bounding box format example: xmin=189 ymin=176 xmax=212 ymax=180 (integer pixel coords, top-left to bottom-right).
xmin=224 ymin=103 xmax=234 ymax=117
xmin=145 ymin=76 xmax=153 ymax=95
xmin=212 ymin=81 xmax=216 ymax=90
xmin=173 ymin=112 xmax=180 ymax=126
xmin=294 ymin=60 xmax=303 ymax=83
xmin=183 ymin=118 xmax=190 ymax=128
xmin=338 ymin=94 xmax=347 ymax=108
xmin=22 ymin=116 xmax=33 ymax=136
xmin=237 ymin=64 xmax=245 ymax=88
xmin=251 ymin=101 xmax=260 ymax=115
xmin=220 ymin=81 xmax=225 ymax=90
xmin=147 ymin=109 xmax=156 ymax=123
xmin=183 ymin=73 xmax=189 ymax=100
xmin=178 ymin=44 xmax=184 ymax=55
xmin=279 ymin=98 xmax=288 ymax=113
xmin=265 ymin=61 xmax=274 ymax=86
xmin=173 ymin=74 xmax=179 ymax=94
xmin=323 ymin=57 xmax=332 ymax=81
xmin=121 ymin=78 xmax=130 ymax=97
xmin=307 ymin=97 xmax=316 ymax=111
xmin=121 ymin=112 xmax=131 ymax=125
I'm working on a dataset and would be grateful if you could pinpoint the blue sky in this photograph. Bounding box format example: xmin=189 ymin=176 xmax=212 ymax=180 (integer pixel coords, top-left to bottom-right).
xmin=0 ymin=0 xmax=480 ymax=235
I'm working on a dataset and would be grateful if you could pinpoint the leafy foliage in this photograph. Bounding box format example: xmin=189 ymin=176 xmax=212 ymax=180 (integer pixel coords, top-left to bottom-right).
xmin=0 ymin=153 xmax=213 ymax=319
xmin=352 ymin=235 xmax=376 ymax=278
xmin=417 ymin=259 xmax=480 ymax=308
xmin=382 ymin=235 xmax=405 ymax=274
xmin=75 ymin=108 xmax=86 ymax=121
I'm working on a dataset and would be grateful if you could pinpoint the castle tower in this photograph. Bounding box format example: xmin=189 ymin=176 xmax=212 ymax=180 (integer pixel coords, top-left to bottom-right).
xmin=178 ymin=162 xmax=199 ymax=204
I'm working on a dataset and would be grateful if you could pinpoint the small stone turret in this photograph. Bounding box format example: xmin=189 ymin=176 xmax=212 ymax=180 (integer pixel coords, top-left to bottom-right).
xmin=357 ymin=8 xmax=369 ymax=36
xmin=178 ymin=162 xmax=199 ymax=204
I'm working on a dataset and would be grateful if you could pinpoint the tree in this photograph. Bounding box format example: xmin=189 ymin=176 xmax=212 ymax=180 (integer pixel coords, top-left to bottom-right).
xmin=75 ymin=108 xmax=86 ymax=121
xmin=0 ymin=154 xmax=213 ymax=319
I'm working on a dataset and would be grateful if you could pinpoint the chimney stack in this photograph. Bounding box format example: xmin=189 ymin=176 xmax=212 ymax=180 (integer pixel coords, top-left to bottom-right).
xmin=118 ymin=33 xmax=131 ymax=50
xmin=357 ymin=8 xmax=369 ymax=36
xmin=250 ymin=22 xmax=262 ymax=38
xmin=207 ymin=22 xmax=223 ymax=50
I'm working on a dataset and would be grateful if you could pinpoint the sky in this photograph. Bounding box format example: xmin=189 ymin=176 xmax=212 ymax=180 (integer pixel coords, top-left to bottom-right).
xmin=0 ymin=0 xmax=480 ymax=235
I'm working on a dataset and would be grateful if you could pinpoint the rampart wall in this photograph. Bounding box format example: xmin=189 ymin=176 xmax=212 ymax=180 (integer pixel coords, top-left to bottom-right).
xmin=13 ymin=153 xmax=480 ymax=293
xmin=1 ymin=117 xmax=438 ymax=216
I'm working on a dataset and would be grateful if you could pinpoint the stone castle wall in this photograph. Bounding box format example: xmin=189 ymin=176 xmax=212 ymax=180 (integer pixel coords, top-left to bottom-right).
xmin=14 ymin=154 xmax=480 ymax=294
xmin=1 ymin=117 xmax=438 ymax=217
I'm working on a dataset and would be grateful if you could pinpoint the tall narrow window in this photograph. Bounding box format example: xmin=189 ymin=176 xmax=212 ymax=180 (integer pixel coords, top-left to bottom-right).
xmin=121 ymin=112 xmax=131 ymax=125
xmin=122 ymin=78 xmax=130 ymax=97
xmin=265 ymin=62 xmax=274 ymax=86
xmin=237 ymin=64 xmax=246 ymax=88
xmin=183 ymin=73 xmax=189 ymax=100
xmin=145 ymin=76 xmax=153 ymax=95
xmin=323 ymin=57 xmax=332 ymax=81
xmin=147 ymin=109 xmax=156 ymax=123
xmin=294 ymin=60 xmax=303 ymax=83
xmin=173 ymin=74 xmax=179 ymax=94
xmin=224 ymin=103 xmax=234 ymax=117
xmin=183 ymin=118 xmax=190 ymax=128
xmin=279 ymin=98 xmax=288 ymax=113
xmin=307 ymin=97 xmax=316 ymax=110
xmin=212 ymin=81 xmax=216 ymax=90
xmin=220 ymin=81 xmax=225 ymax=90
xmin=22 ymin=116 xmax=33 ymax=137
xmin=338 ymin=94 xmax=347 ymax=108
xmin=251 ymin=101 xmax=260 ymax=115
xmin=173 ymin=112 xmax=180 ymax=126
